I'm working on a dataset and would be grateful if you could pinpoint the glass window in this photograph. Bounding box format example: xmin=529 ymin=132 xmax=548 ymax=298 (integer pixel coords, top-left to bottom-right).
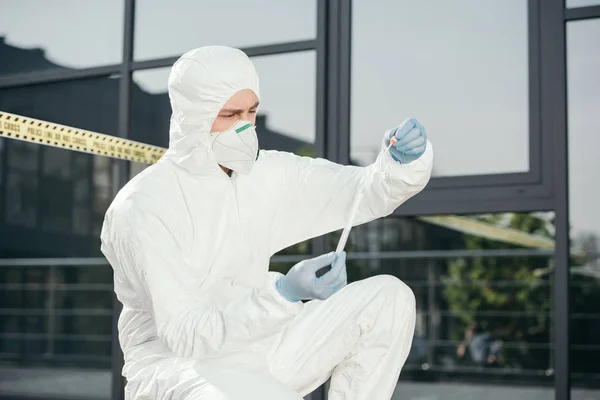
xmin=73 ymin=154 xmax=92 ymax=236
xmin=0 ymin=78 xmax=118 ymax=399
xmin=39 ymin=178 xmax=73 ymax=233
xmin=327 ymin=212 xmax=558 ymax=397
xmin=73 ymin=182 xmax=89 ymax=205
xmin=6 ymin=172 xmax=38 ymax=227
xmin=567 ymin=0 xmax=600 ymax=7
xmin=7 ymin=141 xmax=39 ymax=172
xmin=134 ymin=0 xmax=316 ymax=61
xmin=0 ymin=263 xmax=113 ymax=400
xmin=131 ymin=51 xmax=316 ymax=152
xmin=0 ymin=138 xmax=4 ymax=214
xmin=351 ymin=0 xmax=529 ymax=177
xmin=130 ymin=68 xmax=172 ymax=148
xmin=567 ymin=19 xmax=600 ymax=397
xmin=92 ymin=156 xmax=113 ymax=237
xmin=252 ymin=52 xmax=316 ymax=155
xmin=73 ymin=206 xmax=91 ymax=236
xmin=0 ymin=77 xmax=119 ymax=238
xmin=0 ymin=0 xmax=123 ymax=75
xmin=42 ymin=147 xmax=72 ymax=179
xmin=40 ymin=147 xmax=74 ymax=233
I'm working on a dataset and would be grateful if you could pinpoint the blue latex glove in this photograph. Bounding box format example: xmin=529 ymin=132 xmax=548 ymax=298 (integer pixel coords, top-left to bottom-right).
xmin=384 ymin=118 xmax=427 ymax=164
xmin=276 ymin=251 xmax=347 ymax=302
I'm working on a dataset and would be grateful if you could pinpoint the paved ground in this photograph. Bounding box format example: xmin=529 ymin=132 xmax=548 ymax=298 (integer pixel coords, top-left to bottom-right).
xmin=393 ymin=381 xmax=600 ymax=400
xmin=0 ymin=367 xmax=598 ymax=400
xmin=0 ymin=367 xmax=110 ymax=400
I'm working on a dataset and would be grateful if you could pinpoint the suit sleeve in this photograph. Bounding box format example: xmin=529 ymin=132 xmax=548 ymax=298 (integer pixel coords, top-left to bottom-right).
xmin=102 ymin=201 xmax=303 ymax=359
xmin=269 ymin=141 xmax=434 ymax=254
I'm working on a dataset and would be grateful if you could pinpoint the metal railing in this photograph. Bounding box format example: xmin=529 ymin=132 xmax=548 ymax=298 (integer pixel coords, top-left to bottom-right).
xmin=0 ymin=249 xmax=598 ymax=385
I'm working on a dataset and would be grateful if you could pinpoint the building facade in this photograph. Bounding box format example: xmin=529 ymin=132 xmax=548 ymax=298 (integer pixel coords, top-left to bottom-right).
xmin=0 ymin=1 xmax=599 ymax=399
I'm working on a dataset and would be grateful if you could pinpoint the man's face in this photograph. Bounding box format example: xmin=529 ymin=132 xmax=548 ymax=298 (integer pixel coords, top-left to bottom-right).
xmin=210 ymin=89 xmax=259 ymax=134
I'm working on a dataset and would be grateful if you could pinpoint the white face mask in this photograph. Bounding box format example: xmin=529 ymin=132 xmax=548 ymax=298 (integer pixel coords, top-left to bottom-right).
xmin=211 ymin=120 xmax=260 ymax=175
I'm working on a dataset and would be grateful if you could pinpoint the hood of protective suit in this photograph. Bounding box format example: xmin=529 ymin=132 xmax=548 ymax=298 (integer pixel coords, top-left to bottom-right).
xmin=161 ymin=46 xmax=260 ymax=175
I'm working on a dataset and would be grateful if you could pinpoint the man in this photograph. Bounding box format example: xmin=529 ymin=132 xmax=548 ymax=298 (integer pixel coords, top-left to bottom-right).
xmin=457 ymin=323 xmax=503 ymax=367
xmin=101 ymin=46 xmax=433 ymax=400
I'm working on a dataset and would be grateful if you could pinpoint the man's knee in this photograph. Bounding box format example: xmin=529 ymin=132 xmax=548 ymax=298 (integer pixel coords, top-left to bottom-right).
xmin=350 ymin=275 xmax=416 ymax=341
xmin=362 ymin=275 xmax=417 ymax=326
xmin=362 ymin=275 xmax=415 ymax=305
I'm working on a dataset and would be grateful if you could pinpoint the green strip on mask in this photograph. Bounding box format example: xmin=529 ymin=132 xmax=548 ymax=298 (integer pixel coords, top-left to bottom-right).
xmin=235 ymin=123 xmax=253 ymax=134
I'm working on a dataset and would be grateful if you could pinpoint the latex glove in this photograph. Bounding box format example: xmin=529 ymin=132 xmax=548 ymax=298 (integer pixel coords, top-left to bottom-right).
xmin=276 ymin=251 xmax=347 ymax=302
xmin=383 ymin=118 xmax=427 ymax=164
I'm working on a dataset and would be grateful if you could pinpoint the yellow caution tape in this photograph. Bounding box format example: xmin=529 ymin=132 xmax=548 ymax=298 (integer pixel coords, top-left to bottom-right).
xmin=0 ymin=110 xmax=556 ymax=250
xmin=418 ymin=215 xmax=555 ymax=249
xmin=0 ymin=111 xmax=165 ymax=164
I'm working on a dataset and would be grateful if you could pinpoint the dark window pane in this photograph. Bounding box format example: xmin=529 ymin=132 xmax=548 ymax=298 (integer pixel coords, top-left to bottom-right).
xmin=131 ymin=51 xmax=316 ymax=153
xmin=328 ymin=212 xmax=556 ymax=396
xmin=0 ymin=139 xmax=3 ymax=215
xmin=6 ymin=172 xmax=38 ymax=227
xmin=129 ymin=69 xmax=172 ymax=148
xmin=73 ymin=179 xmax=90 ymax=203
xmin=42 ymin=147 xmax=71 ymax=179
xmin=0 ymin=77 xmax=118 ymax=399
xmin=0 ymin=137 xmax=4 ymax=188
xmin=73 ymin=153 xmax=91 ymax=178
xmin=351 ymin=0 xmax=529 ymax=176
xmin=72 ymin=206 xmax=91 ymax=235
xmin=39 ymin=178 xmax=72 ymax=233
xmin=0 ymin=0 xmax=123 ymax=75
xmin=134 ymin=0 xmax=316 ymax=61
xmin=92 ymin=157 xmax=112 ymax=238
xmin=0 ymin=77 xmax=119 ymax=252
xmin=72 ymin=154 xmax=92 ymax=234
xmin=0 ymin=79 xmax=120 ymax=138
xmin=567 ymin=19 xmax=600 ymax=395
xmin=7 ymin=141 xmax=39 ymax=172
xmin=0 ymin=264 xmax=113 ymax=399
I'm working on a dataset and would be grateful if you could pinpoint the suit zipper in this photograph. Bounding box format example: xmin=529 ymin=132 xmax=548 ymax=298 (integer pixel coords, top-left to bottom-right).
xmin=231 ymin=179 xmax=244 ymax=262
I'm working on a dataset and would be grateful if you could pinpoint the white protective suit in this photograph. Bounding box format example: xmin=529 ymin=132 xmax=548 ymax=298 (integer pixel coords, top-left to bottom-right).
xmin=100 ymin=46 xmax=434 ymax=400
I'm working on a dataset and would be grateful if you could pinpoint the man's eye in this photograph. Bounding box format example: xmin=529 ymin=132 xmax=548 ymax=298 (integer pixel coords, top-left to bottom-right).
xmin=220 ymin=114 xmax=234 ymax=118
xmin=249 ymin=110 xmax=257 ymax=114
